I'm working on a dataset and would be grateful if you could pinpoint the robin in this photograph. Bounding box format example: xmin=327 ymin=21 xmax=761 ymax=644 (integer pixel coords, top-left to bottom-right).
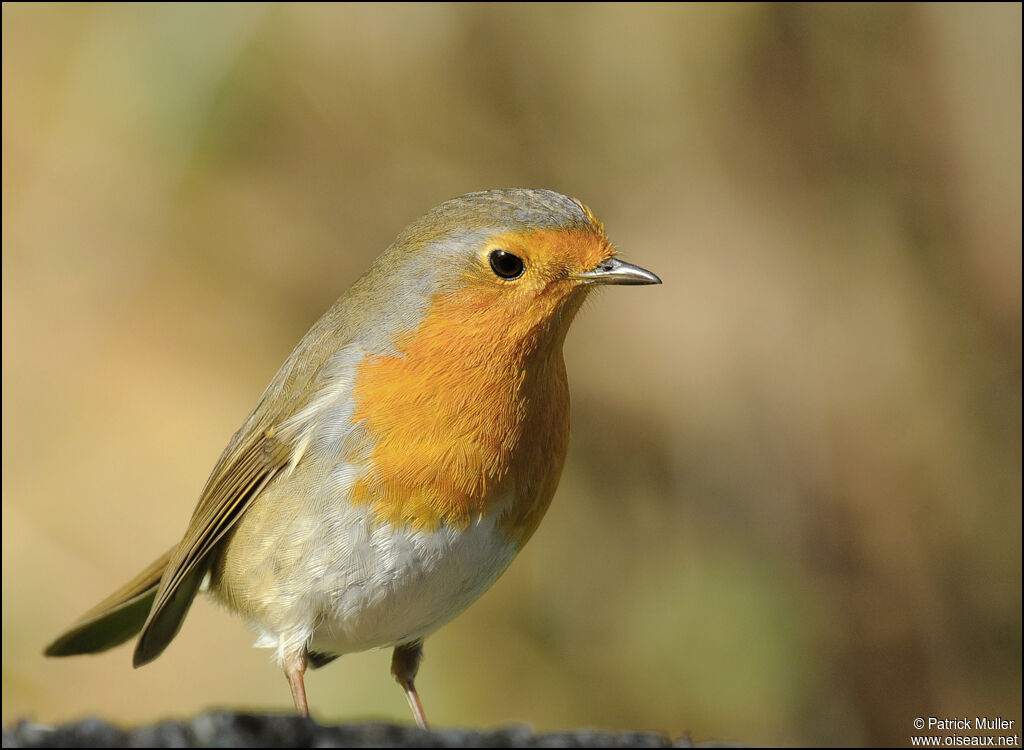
xmin=45 ymin=188 xmax=661 ymax=728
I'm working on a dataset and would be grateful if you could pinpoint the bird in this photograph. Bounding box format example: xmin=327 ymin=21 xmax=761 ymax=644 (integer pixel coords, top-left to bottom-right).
xmin=44 ymin=188 xmax=661 ymax=728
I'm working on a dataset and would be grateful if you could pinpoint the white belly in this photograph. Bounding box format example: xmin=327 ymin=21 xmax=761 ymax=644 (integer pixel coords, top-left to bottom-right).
xmin=306 ymin=501 xmax=518 ymax=655
xmin=221 ymin=492 xmax=519 ymax=665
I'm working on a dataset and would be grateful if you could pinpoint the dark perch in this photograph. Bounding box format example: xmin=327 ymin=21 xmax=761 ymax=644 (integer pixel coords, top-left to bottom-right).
xmin=3 ymin=712 xmax=738 ymax=748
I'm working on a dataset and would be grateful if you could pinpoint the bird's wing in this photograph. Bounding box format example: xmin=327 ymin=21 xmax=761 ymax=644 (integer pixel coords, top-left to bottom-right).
xmin=132 ymin=418 xmax=294 ymax=667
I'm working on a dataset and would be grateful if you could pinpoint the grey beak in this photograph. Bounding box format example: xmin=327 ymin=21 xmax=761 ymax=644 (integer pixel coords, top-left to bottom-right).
xmin=575 ymin=257 xmax=662 ymax=286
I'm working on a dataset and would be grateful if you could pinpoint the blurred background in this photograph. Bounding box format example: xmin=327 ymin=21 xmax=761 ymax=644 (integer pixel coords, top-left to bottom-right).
xmin=2 ymin=3 xmax=1020 ymax=746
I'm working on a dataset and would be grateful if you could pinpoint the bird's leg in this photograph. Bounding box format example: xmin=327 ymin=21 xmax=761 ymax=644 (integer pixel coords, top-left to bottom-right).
xmin=283 ymin=648 xmax=310 ymax=717
xmin=391 ymin=640 xmax=429 ymax=729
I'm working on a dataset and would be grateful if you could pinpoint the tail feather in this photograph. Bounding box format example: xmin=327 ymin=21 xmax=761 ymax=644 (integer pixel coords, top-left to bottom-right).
xmin=131 ymin=562 xmax=208 ymax=668
xmin=44 ymin=549 xmax=172 ymax=657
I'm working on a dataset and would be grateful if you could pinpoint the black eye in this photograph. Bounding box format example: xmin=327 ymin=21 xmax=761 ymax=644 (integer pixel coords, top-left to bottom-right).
xmin=488 ymin=249 xmax=525 ymax=279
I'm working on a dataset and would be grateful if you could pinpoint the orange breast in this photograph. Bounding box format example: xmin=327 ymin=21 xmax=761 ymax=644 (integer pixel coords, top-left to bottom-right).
xmin=347 ymin=280 xmax=575 ymax=547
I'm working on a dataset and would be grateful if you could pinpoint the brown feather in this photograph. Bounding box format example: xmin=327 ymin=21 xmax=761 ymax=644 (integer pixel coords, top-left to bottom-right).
xmin=133 ymin=426 xmax=293 ymax=666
